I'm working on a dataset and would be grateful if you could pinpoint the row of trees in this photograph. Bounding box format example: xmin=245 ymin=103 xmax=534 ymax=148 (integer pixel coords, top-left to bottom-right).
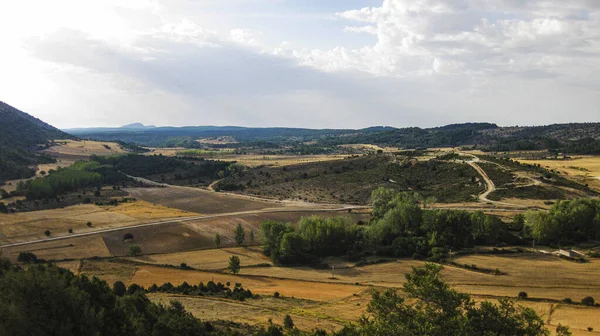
xmin=524 ymin=198 xmax=600 ymax=244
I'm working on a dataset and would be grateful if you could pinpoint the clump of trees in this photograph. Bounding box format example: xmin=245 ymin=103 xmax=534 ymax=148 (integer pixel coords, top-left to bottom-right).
xmin=524 ymin=198 xmax=600 ymax=244
xmin=260 ymin=188 xmax=509 ymax=265
xmin=260 ymin=216 xmax=362 ymax=265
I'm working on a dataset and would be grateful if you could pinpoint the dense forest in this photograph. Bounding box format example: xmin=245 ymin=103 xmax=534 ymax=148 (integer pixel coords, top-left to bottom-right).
xmin=0 ymin=259 xmax=563 ymax=336
xmin=69 ymin=121 xmax=600 ymax=155
xmin=0 ymin=101 xmax=72 ymax=182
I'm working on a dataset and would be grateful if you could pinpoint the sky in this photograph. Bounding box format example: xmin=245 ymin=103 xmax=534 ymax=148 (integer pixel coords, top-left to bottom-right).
xmin=1 ymin=0 xmax=599 ymax=129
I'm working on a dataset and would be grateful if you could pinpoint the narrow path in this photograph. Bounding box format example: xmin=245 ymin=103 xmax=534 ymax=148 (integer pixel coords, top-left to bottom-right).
xmin=460 ymin=153 xmax=527 ymax=209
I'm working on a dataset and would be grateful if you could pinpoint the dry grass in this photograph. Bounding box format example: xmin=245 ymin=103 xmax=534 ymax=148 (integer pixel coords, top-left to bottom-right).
xmin=126 ymin=186 xmax=281 ymax=214
xmin=80 ymin=259 xmax=138 ymax=285
xmin=44 ymin=139 xmax=127 ymax=158
xmin=109 ymin=200 xmax=196 ymax=219
xmin=130 ymin=265 xmax=364 ymax=301
xmin=128 ymin=246 xmax=271 ymax=270
xmin=516 ymin=156 xmax=600 ymax=192
xmin=1 ymin=235 xmax=111 ymax=262
xmin=73 ymin=252 xmax=600 ymax=333
xmin=0 ymin=201 xmax=192 ymax=244
xmin=149 ymin=293 xmax=346 ymax=331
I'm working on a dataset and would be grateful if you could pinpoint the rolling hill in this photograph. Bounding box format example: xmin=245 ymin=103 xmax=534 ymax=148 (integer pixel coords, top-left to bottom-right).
xmin=0 ymin=101 xmax=72 ymax=182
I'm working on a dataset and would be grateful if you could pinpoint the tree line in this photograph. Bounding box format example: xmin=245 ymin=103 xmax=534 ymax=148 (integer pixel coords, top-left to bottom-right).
xmin=260 ymin=188 xmax=511 ymax=265
xmin=524 ymin=198 xmax=600 ymax=245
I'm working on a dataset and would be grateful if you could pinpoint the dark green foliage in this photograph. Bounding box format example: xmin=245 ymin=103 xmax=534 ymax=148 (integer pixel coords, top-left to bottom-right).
xmin=368 ymin=188 xmax=506 ymax=259
xmin=0 ymin=202 xmax=7 ymax=214
xmin=518 ymin=292 xmax=528 ymax=299
xmin=217 ymin=154 xmax=484 ymax=204
xmin=147 ymin=280 xmax=253 ymax=302
xmin=488 ymin=186 xmax=566 ymax=201
xmin=228 ymin=256 xmax=241 ymax=275
xmin=524 ymin=199 xmax=600 ymax=244
xmin=215 ymin=233 xmax=221 ymax=248
xmin=92 ymin=154 xmax=231 ymax=186
xmin=16 ymin=252 xmax=38 ymax=263
xmin=0 ymin=101 xmax=71 ymax=181
xmin=0 ymin=261 xmax=209 ymax=336
xmin=14 ymin=160 xmax=128 ymax=200
xmin=234 ymin=224 xmax=245 ymax=246
xmin=341 ymin=263 xmax=551 ymax=336
xmin=128 ymin=244 xmax=142 ymax=256
xmin=44 ymin=230 xmax=51 ymax=236
xmin=260 ymin=217 xmax=361 ymax=265
xmin=113 ymin=281 xmax=127 ymax=297
xmin=283 ymin=315 xmax=294 ymax=329
xmin=582 ymin=296 xmax=595 ymax=306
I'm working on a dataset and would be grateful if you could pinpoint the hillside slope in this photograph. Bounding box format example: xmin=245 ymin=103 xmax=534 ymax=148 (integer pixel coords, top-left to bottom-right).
xmin=0 ymin=101 xmax=72 ymax=181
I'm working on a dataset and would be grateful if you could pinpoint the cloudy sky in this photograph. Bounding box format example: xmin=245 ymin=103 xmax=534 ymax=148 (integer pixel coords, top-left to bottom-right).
xmin=1 ymin=0 xmax=599 ymax=129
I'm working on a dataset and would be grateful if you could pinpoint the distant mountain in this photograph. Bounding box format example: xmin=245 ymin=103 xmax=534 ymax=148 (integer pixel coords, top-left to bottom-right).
xmin=0 ymin=101 xmax=72 ymax=182
xmin=68 ymin=121 xmax=600 ymax=154
xmin=121 ymin=123 xmax=156 ymax=129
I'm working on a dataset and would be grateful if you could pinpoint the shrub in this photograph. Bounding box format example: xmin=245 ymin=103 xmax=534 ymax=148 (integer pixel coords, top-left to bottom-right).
xmin=283 ymin=314 xmax=294 ymax=329
xmin=562 ymin=298 xmax=572 ymax=304
xmin=86 ymin=222 xmax=92 ymax=227
xmin=123 ymin=233 xmax=134 ymax=241
xmin=274 ymin=291 xmax=280 ymax=298
xmin=44 ymin=230 xmax=51 ymax=237
xmin=68 ymin=228 xmax=73 ymax=234
xmin=17 ymin=252 xmax=37 ymax=263
xmin=128 ymin=244 xmax=142 ymax=256
xmin=518 ymin=291 xmax=528 ymax=299
xmin=113 ymin=281 xmax=126 ymax=297
xmin=582 ymin=296 xmax=595 ymax=306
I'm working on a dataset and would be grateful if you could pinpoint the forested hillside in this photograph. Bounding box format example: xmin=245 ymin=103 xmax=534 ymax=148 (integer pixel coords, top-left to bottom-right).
xmin=70 ymin=121 xmax=600 ymax=154
xmin=0 ymin=101 xmax=72 ymax=182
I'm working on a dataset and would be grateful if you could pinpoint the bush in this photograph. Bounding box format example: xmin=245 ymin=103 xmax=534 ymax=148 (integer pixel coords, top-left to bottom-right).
xmin=562 ymin=298 xmax=572 ymax=304
xmin=113 ymin=281 xmax=126 ymax=297
xmin=68 ymin=228 xmax=73 ymax=233
xmin=17 ymin=252 xmax=38 ymax=263
xmin=274 ymin=292 xmax=280 ymax=298
xmin=283 ymin=314 xmax=294 ymax=329
xmin=86 ymin=221 xmax=92 ymax=227
xmin=518 ymin=291 xmax=528 ymax=299
xmin=128 ymin=244 xmax=142 ymax=256
xmin=44 ymin=230 xmax=51 ymax=237
xmin=582 ymin=296 xmax=595 ymax=306
xmin=123 ymin=233 xmax=134 ymax=241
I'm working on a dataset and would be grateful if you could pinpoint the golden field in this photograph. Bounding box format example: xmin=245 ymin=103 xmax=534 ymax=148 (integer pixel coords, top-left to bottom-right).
xmin=76 ymin=249 xmax=600 ymax=335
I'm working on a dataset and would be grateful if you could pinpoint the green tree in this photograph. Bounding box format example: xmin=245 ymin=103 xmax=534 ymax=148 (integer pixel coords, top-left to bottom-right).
xmin=215 ymin=233 xmax=221 ymax=248
xmin=250 ymin=230 xmax=255 ymax=243
xmin=128 ymin=244 xmax=142 ymax=256
xmin=0 ymin=202 xmax=7 ymax=214
xmin=113 ymin=281 xmax=126 ymax=297
xmin=228 ymin=255 xmax=241 ymax=275
xmin=283 ymin=314 xmax=294 ymax=329
xmin=234 ymin=223 xmax=245 ymax=246
xmin=354 ymin=263 xmax=551 ymax=336
xmin=16 ymin=252 xmax=37 ymax=263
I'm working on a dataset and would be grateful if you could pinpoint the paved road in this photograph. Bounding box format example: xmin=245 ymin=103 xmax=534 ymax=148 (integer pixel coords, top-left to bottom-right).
xmin=0 ymin=206 xmax=368 ymax=249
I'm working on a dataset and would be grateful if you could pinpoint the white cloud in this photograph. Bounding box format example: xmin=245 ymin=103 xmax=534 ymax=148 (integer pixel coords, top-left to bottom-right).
xmin=1 ymin=0 xmax=599 ymax=129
